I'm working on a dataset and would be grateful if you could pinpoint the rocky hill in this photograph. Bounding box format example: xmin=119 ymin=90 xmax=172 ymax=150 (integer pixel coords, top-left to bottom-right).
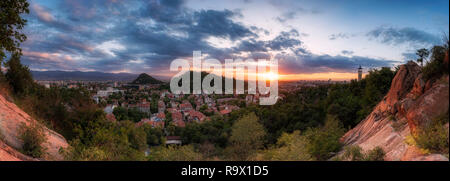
xmin=131 ymin=73 xmax=163 ymax=84
xmin=340 ymin=61 xmax=449 ymax=161
xmin=0 ymin=93 xmax=69 ymax=161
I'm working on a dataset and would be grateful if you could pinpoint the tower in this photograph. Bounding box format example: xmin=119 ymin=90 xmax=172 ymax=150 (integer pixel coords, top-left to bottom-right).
xmin=358 ymin=65 xmax=362 ymax=81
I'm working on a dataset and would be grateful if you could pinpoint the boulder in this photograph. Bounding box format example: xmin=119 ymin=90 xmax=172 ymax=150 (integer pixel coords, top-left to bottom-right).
xmin=406 ymin=80 xmax=449 ymax=134
xmin=385 ymin=61 xmax=421 ymax=110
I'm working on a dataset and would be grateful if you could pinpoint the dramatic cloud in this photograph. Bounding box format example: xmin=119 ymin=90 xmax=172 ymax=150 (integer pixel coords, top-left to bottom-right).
xmin=277 ymin=53 xmax=396 ymax=74
xmin=367 ymin=26 xmax=441 ymax=46
xmin=22 ymin=0 xmax=436 ymax=78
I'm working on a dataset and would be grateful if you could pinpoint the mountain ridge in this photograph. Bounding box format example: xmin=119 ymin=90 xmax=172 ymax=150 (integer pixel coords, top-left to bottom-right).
xmin=31 ymin=70 xmax=138 ymax=81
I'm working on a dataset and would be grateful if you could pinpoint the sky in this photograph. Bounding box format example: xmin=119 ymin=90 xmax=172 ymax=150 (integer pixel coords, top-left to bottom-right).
xmin=21 ymin=0 xmax=449 ymax=80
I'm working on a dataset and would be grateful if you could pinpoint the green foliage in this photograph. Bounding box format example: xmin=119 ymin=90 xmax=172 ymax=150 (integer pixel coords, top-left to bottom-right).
xmin=62 ymin=119 xmax=148 ymax=161
xmin=227 ymin=112 xmax=266 ymax=160
xmin=179 ymin=117 xmax=231 ymax=148
xmin=304 ymin=116 xmax=345 ymax=160
xmin=142 ymin=125 xmax=164 ymax=146
xmin=414 ymin=113 xmax=449 ymax=155
xmin=112 ymin=107 xmax=147 ymax=122
xmin=326 ymin=67 xmax=395 ymax=128
xmin=256 ymin=130 xmax=313 ymax=161
xmin=338 ymin=145 xmax=385 ymax=161
xmin=422 ymin=45 xmax=449 ymax=81
xmin=365 ymin=147 xmax=386 ymax=161
xmin=4 ymin=53 xmax=34 ymax=94
xmin=340 ymin=145 xmax=364 ymax=161
xmin=19 ymin=122 xmax=47 ymax=158
xmin=148 ymin=145 xmax=203 ymax=161
xmin=0 ymin=0 xmax=29 ymax=65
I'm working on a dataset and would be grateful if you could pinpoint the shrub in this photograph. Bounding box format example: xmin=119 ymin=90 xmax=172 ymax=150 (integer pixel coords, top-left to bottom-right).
xmin=414 ymin=114 xmax=449 ymax=155
xmin=19 ymin=122 xmax=47 ymax=158
xmin=304 ymin=116 xmax=345 ymax=160
xmin=339 ymin=145 xmax=385 ymax=161
xmin=422 ymin=45 xmax=449 ymax=81
xmin=148 ymin=145 xmax=203 ymax=161
xmin=365 ymin=147 xmax=386 ymax=161
xmin=255 ymin=130 xmax=313 ymax=161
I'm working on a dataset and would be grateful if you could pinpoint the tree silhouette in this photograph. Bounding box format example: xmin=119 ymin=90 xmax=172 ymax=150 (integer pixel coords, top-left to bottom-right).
xmin=416 ymin=48 xmax=430 ymax=67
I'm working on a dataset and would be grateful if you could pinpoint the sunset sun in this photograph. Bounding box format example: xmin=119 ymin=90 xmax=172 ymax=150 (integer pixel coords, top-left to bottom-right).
xmin=260 ymin=72 xmax=279 ymax=81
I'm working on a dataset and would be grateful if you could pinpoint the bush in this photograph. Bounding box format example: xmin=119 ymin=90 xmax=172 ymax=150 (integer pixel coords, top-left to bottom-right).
xmin=414 ymin=114 xmax=449 ymax=155
xmin=304 ymin=116 xmax=345 ymax=160
xmin=148 ymin=145 xmax=203 ymax=161
xmin=422 ymin=45 xmax=449 ymax=81
xmin=255 ymin=130 xmax=313 ymax=161
xmin=19 ymin=122 xmax=47 ymax=158
xmin=365 ymin=147 xmax=386 ymax=161
xmin=338 ymin=145 xmax=385 ymax=161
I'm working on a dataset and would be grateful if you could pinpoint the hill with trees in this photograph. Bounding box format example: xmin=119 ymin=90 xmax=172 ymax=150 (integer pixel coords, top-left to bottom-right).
xmin=131 ymin=73 xmax=163 ymax=84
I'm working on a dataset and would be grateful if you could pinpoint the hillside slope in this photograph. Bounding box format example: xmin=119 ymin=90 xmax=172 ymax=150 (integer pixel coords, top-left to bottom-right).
xmin=131 ymin=73 xmax=163 ymax=84
xmin=0 ymin=93 xmax=69 ymax=161
xmin=341 ymin=61 xmax=449 ymax=161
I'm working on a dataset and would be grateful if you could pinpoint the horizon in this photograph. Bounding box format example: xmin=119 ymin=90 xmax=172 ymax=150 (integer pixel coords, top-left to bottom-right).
xmin=20 ymin=0 xmax=449 ymax=81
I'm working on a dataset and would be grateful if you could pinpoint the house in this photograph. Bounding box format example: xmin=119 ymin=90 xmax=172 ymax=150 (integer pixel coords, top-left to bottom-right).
xmin=104 ymin=104 xmax=116 ymax=114
xmin=186 ymin=110 xmax=206 ymax=123
xmin=220 ymin=109 xmax=232 ymax=115
xmin=136 ymin=118 xmax=165 ymax=128
xmin=171 ymin=112 xmax=185 ymax=127
xmin=167 ymin=108 xmax=178 ymax=114
xmin=151 ymin=112 xmax=166 ymax=122
xmin=137 ymin=100 xmax=151 ymax=114
xmin=216 ymin=98 xmax=237 ymax=104
xmin=180 ymin=102 xmax=193 ymax=112
xmin=158 ymin=100 xmax=166 ymax=113
xmin=165 ymin=136 xmax=182 ymax=145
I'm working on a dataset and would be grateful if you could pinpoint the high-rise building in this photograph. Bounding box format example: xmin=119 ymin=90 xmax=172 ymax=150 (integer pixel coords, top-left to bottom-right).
xmin=358 ymin=65 xmax=362 ymax=81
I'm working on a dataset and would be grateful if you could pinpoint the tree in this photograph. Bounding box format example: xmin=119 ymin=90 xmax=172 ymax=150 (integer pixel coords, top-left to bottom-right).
xmin=4 ymin=53 xmax=34 ymax=94
xmin=304 ymin=116 xmax=345 ymax=160
xmin=416 ymin=48 xmax=430 ymax=67
xmin=228 ymin=112 xmax=266 ymax=160
xmin=0 ymin=0 xmax=29 ymax=72
xmin=256 ymin=131 xmax=313 ymax=161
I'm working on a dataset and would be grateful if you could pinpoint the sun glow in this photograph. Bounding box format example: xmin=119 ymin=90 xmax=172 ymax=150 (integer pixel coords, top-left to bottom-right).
xmin=260 ymin=72 xmax=279 ymax=81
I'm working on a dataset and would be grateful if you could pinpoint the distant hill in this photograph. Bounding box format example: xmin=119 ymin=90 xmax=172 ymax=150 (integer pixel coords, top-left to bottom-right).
xmin=131 ymin=73 xmax=163 ymax=84
xmin=31 ymin=70 xmax=138 ymax=81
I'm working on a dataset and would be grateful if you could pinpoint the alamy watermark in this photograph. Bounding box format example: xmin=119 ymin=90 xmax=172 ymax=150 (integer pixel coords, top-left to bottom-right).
xmin=169 ymin=51 xmax=279 ymax=105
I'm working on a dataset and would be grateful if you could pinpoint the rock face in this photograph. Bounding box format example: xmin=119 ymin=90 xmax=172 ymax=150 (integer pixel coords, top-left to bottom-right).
xmin=341 ymin=61 xmax=449 ymax=161
xmin=0 ymin=93 xmax=69 ymax=161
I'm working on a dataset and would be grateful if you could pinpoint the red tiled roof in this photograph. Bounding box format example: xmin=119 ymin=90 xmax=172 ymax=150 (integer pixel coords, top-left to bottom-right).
xmin=220 ymin=109 xmax=232 ymax=115
xmin=188 ymin=110 xmax=206 ymax=122
xmin=106 ymin=113 xmax=116 ymax=122
xmin=157 ymin=112 xmax=166 ymax=119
